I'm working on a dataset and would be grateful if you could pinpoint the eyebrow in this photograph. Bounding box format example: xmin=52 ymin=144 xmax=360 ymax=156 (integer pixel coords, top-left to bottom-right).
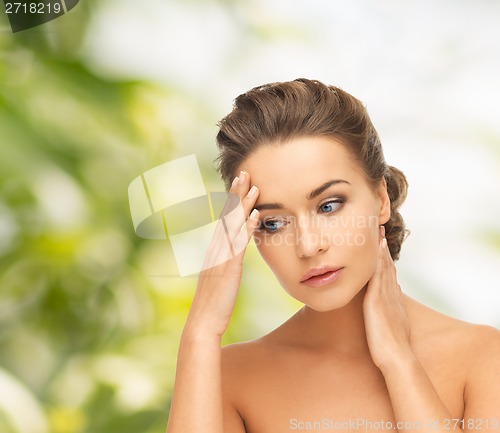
xmin=253 ymin=179 xmax=350 ymax=211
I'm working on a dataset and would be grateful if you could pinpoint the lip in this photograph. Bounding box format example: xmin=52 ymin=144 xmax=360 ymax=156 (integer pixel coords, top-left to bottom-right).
xmin=300 ymin=266 xmax=344 ymax=288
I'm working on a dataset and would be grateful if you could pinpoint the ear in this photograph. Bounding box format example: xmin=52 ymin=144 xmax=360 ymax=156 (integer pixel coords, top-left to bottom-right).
xmin=376 ymin=177 xmax=391 ymax=225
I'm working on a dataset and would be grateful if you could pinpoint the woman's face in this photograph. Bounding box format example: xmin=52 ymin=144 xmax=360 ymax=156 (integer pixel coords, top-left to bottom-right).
xmin=237 ymin=136 xmax=390 ymax=312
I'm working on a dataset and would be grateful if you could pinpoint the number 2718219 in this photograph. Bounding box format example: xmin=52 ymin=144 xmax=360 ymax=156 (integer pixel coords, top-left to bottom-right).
xmin=5 ymin=2 xmax=62 ymax=14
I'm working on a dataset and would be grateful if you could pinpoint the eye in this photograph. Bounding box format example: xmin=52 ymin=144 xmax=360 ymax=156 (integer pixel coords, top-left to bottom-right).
xmin=319 ymin=198 xmax=345 ymax=214
xmin=259 ymin=217 xmax=288 ymax=233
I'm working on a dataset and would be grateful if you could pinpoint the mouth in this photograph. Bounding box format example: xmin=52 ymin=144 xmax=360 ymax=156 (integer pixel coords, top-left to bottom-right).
xmin=300 ymin=266 xmax=344 ymax=288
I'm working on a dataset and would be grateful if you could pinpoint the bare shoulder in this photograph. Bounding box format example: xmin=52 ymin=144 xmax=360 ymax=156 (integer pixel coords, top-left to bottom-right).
xmin=221 ymin=339 xmax=254 ymax=372
xmin=458 ymin=321 xmax=500 ymax=374
xmin=221 ymin=330 xmax=292 ymax=393
xmin=454 ymin=321 xmax=500 ymax=373
xmin=461 ymin=321 xmax=500 ymax=354
xmin=415 ymin=306 xmax=500 ymax=418
xmin=220 ymin=335 xmax=276 ymax=417
xmin=221 ymin=335 xmax=273 ymax=376
xmin=458 ymin=324 xmax=500 ymax=419
xmin=405 ymin=295 xmax=500 ymax=417
xmin=405 ymin=294 xmax=500 ymax=368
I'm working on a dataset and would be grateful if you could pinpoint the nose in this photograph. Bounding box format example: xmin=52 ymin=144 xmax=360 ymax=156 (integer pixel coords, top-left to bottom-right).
xmin=295 ymin=216 xmax=330 ymax=258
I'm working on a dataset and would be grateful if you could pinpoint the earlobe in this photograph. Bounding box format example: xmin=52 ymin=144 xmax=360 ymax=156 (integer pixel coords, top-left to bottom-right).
xmin=378 ymin=177 xmax=391 ymax=225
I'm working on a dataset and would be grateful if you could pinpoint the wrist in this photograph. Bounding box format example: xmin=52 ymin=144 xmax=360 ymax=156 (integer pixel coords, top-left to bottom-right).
xmin=376 ymin=347 xmax=419 ymax=375
xmin=182 ymin=319 xmax=224 ymax=344
xmin=185 ymin=300 xmax=231 ymax=339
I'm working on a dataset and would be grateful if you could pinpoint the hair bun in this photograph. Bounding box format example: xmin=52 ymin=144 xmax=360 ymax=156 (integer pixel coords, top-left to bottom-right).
xmin=384 ymin=165 xmax=410 ymax=260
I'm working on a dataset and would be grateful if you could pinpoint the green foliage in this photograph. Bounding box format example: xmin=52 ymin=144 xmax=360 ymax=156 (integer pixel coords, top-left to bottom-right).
xmin=0 ymin=4 xmax=257 ymax=432
xmin=1 ymin=1 xmax=301 ymax=430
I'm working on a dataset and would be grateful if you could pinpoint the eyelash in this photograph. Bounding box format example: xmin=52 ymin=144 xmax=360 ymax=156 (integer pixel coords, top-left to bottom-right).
xmin=258 ymin=197 xmax=346 ymax=234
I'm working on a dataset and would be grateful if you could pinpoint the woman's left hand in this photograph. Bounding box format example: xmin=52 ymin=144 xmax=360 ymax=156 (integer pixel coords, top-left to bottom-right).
xmin=363 ymin=226 xmax=413 ymax=371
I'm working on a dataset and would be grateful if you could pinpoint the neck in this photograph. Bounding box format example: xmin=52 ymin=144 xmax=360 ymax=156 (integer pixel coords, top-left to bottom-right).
xmin=290 ymin=285 xmax=371 ymax=355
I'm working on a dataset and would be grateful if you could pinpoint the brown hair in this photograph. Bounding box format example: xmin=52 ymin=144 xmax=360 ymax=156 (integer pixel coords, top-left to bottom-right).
xmin=215 ymin=78 xmax=409 ymax=260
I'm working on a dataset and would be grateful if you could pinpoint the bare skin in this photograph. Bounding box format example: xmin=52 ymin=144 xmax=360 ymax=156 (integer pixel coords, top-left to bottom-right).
xmin=166 ymin=136 xmax=500 ymax=433
xmin=222 ymin=295 xmax=498 ymax=432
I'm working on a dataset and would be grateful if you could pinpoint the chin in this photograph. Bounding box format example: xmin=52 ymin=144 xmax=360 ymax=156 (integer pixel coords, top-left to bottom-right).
xmin=286 ymin=284 xmax=364 ymax=312
xmin=305 ymin=297 xmax=357 ymax=312
xmin=304 ymin=302 xmax=345 ymax=313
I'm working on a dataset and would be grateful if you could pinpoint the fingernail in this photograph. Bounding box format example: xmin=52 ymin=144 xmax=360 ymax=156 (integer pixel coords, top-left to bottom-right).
xmin=250 ymin=208 xmax=259 ymax=219
xmin=247 ymin=185 xmax=258 ymax=197
xmin=238 ymin=171 xmax=246 ymax=185
xmin=232 ymin=176 xmax=239 ymax=188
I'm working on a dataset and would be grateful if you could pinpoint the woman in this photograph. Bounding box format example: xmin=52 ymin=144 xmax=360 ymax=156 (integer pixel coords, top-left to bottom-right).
xmin=165 ymin=79 xmax=499 ymax=433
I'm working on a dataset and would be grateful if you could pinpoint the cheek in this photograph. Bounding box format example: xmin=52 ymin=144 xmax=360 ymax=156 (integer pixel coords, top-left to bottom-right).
xmin=254 ymin=234 xmax=295 ymax=278
xmin=328 ymin=209 xmax=378 ymax=247
xmin=339 ymin=216 xmax=380 ymax=280
xmin=254 ymin=234 xmax=284 ymax=266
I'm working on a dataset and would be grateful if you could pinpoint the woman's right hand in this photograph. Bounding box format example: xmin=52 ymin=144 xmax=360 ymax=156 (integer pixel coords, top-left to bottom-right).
xmin=184 ymin=171 xmax=260 ymax=338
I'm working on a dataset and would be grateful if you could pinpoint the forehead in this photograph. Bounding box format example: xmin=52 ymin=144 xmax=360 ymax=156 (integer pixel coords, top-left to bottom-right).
xmin=238 ymin=136 xmax=366 ymax=198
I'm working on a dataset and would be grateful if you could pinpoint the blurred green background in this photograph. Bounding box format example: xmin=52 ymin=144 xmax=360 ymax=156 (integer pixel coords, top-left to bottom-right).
xmin=0 ymin=2 xmax=301 ymax=432
xmin=1 ymin=1 xmax=499 ymax=432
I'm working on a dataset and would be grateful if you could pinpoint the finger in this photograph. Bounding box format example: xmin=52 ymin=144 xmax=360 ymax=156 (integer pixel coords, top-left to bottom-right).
xmin=200 ymin=172 xmax=259 ymax=272
xmin=232 ymin=209 xmax=260 ymax=258
xmin=202 ymin=218 xmax=234 ymax=271
xmin=205 ymin=172 xmax=258 ymax=266
xmin=381 ymin=237 xmax=397 ymax=278
xmin=231 ymin=171 xmax=259 ymax=217
xmin=379 ymin=238 xmax=401 ymax=301
xmin=245 ymin=208 xmax=260 ymax=239
xmin=229 ymin=189 xmax=259 ymax=255
xmin=222 ymin=187 xmax=259 ymax=241
xmin=375 ymin=236 xmax=386 ymax=275
xmin=368 ymin=235 xmax=388 ymax=296
xmin=215 ymin=175 xmax=245 ymax=240
xmin=229 ymin=170 xmax=249 ymax=200
xmin=223 ymin=173 xmax=259 ymax=238
xmin=220 ymin=191 xmax=245 ymax=239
